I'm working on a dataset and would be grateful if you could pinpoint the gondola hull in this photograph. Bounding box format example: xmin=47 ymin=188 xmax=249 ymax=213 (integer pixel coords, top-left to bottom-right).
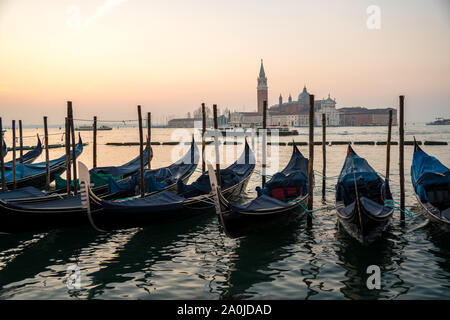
xmin=0 ymin=173 xmax=192 ymax=233
xmin=87 ymin=167 xmax=254 ymax=231
xmin=336 ymin=197 xmax=392 ymax=245
xmin=214 ymin=144 xmax=311 ymax=238
xmin=334 ymin=145 xmax=393 ymax=245
xmin=411 ymin=140 xmax=450 ymax=230
xmin=219 ymin=195 xmax=308 ymax=238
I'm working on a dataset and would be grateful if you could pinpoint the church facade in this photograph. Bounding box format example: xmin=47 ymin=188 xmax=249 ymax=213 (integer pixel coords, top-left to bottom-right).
xmin=229 ymin=60 xmax=393 ymax=128
xmin=229 ymin=60 xmax=340 ymax=127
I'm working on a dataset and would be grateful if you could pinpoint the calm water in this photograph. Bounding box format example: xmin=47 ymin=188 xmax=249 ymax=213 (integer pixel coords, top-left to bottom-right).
xmin=0 ymin=125 xmax=449 ymax=299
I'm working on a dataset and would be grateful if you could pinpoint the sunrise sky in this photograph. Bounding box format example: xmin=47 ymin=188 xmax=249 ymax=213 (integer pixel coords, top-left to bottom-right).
xmin=0 ymin=0 xmax=449 ymax=125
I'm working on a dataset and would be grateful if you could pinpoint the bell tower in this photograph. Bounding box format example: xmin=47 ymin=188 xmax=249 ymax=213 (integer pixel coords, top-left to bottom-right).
xmin=257 ymin=59 xmax=268 ymax=115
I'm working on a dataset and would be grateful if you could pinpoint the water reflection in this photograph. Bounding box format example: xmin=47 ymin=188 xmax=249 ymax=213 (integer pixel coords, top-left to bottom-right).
xmin=84 ymin=214 xmax=213 ymax=299
xmin=0 ymin=227 xmax=107 ymax=299
xmin=334 ymin=223 xmax=408 ymax=299
xmin=220 ymin=218 xmax=305 ymax=299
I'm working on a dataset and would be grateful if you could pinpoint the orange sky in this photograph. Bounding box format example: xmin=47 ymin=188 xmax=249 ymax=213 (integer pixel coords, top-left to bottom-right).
xmin=0 ymin=0 xmax=449 ymax=125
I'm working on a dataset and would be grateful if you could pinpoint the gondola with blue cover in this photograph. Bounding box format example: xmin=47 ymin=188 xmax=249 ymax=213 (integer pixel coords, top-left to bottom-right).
xmin=335 ymin=145 xmax=393 ymax=245
xmin=5 ymin=135 xmax=43 ymax=165
xmin=0 ymin=134 xmax=83 ymax=190
xmin=85 ymin=140 xmax=255 ymax=230
xmin=212 ymin=143 xmax=310 ymax=238
xmin=411 ymin=139 xmax=450 ymax=227
xmin=0 ymin=140 xmax=198 ymax=233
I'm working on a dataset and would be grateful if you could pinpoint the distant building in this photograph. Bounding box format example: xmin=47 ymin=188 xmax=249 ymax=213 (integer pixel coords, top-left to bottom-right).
xmin=338 ymin=107 xmax=398 ymax=126
xmin=229 ymin=61 xmax=341 ymax=127
xmin=269 ymin=87 xmax=340 ymax=126
xmin=167 ymin=115 xmax=227 ymax=128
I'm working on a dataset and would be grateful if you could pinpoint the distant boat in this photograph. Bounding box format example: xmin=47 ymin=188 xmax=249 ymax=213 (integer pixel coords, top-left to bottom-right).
xmin=427 ymin=118 xmax=450 ymax=125
xmin=75 ymin=125 xmax=112 ymax=131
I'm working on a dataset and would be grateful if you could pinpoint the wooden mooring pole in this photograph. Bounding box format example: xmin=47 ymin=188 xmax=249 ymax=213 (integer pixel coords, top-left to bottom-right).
xmin=93 ymin=116 xmax=97 ymax=168
xmin=19 ymin=120 xmax=23 ymax=163
xmin=12 ymin=120 xmax=16 ymax=189
xmin=262 ymin=100 xmax=267 ymax=188
xmin=201 ymin=103 xmax=206 ymax=172
xmin=307 ymin=94 xmax=315 ymax=225
xmin=0 ymin=118 xmax=6 ymax=191
xmin=137 ymin=105 xmax=145 ymax=198
xmin=68 ymin=101 xmax=78 ymax=195
xmin=399 ymin=96 xmax=405 ymax=221
xmin=44 ymin=116 xmax=50 ymax=191
xmin=386 ymin=110 xmax=393 ymax=180
xmin=322 ymin=113 xmax=326 ymax=202
xmin=65 ymin=117 xmax=72 ymax=195
xmin=147 ymin=112 xmax=152 ymax=169
xmin=213 ymin=104 xmax=221 ymax=186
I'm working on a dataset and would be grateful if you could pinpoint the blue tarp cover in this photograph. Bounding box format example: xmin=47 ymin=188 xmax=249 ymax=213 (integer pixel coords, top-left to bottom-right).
xmin=8 ymin=195 xmax=82 ymax=210
xmin=232 ymin=145 xmax=308 ymax=212
xmin=1 ymin=139 xmax=83 ymax=183
xmin=108 ymin=142 xmax=199 ymax=195
xmin=102 ymin=190 xmax=185 ymax=213
xmin=411 ymin=148 xmax=450 ymax=201
xmin=178 ymin=141 xmax=254 ymax=197
xmin=0 ymin=186 xmax=46 ymax=200
xmin=5 ymin=136 xmax=42 ymax=165
xmin=231 ymin=194 xmax=290 ymax=212
xmin=336 ymin=148 xmax=384 ymax=205
xmin=91 ymin=146 xmax=153 ymax=177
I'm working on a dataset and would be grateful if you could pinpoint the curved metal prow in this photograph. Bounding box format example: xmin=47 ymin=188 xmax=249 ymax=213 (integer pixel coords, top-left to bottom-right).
xmin=78 ymin=161 xmax=105 ymax=232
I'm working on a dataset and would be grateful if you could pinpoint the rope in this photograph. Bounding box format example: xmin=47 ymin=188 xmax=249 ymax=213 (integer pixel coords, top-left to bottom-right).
xmin=288 ymin=199 xmax=315 ymax=219
xmin=384 ymin=199 xmax=415 ymax=218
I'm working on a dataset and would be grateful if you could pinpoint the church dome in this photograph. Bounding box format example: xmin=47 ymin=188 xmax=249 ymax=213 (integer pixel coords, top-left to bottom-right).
xmin=298 ymin=86 xmax=309 ymax=101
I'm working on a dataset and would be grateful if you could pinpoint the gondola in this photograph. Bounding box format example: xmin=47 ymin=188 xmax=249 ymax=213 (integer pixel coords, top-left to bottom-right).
xmin=211 ymin=143 xmax=310 ymax=238
xmin=3 ymin=140 xmax=153 ymax=202
xmin=335 ymin=145 xmax=393 ymax=245
xmin=53 ymin=144 xmax=153 ymax=197
xmin=84 ymin=140 xmax=255 ymax=231
xmin=0 ymin=140 xmax=199 ymax=233
xmin=411 ymin=139 xmax=450 ymax=228
xmin=0 ymin=134 xmax=83 ymax=190
xmin=5 ymin=135 xmax=43 ymax=165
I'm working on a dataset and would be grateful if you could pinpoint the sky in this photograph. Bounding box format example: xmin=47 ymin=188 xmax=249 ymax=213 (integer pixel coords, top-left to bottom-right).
xmin=0 ymin=0 xmax=449 ymax=125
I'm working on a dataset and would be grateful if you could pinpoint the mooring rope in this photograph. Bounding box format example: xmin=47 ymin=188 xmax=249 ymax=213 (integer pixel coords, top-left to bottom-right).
xmin=288 ymin=199 xmax=315 ymax=219
xmin=384 ymin=199 xmax=415 ymax=218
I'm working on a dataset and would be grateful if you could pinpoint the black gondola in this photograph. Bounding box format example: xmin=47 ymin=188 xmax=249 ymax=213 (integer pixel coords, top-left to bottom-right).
xmin=411 ymin=139 xmax=450 ymax=228
xmin=5 ymin=135 xmax=43 ymax=165
xmin=84 ymin=140 xmax=255 ymax=231
xmin=1 ymin=134 xmax=83 ymax=190
xmin=335 ymin=145 xmax=393 ymax=245
xmin=0 ymin=140 xmax=199 ymax=233
xmin=52 ymin=143 xmax=153 ymax=197
xmin=211 ymin=143 xmax=310 ymax=238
